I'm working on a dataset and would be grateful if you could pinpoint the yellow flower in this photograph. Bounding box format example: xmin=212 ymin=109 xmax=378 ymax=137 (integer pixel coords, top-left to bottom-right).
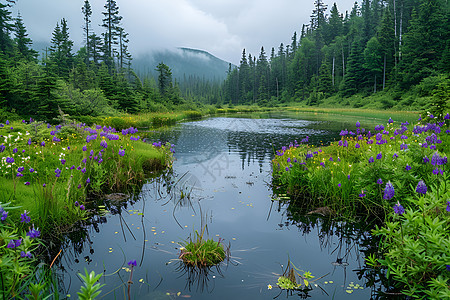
xmin=267 ymin=284 xmax=272 ymax=290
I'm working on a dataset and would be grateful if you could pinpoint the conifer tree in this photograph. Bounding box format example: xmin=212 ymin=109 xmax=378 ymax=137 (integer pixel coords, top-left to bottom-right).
xmin=13 ymin=13 xmax=37 ymax=61
xmin=101 ymin=0 xmax=122 ymax=67
xmin=82 ymin=0 xmax=92 ymax=64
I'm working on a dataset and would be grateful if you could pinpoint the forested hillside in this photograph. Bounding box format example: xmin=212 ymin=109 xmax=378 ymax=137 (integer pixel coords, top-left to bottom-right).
xmin=223 ymin=0 xmax=449 ymax=110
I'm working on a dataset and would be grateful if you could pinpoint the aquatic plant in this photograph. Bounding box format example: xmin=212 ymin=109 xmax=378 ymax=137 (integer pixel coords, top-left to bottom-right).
xmin=77 ymin=269 xmax=104 ymax=300
xmin=179 ymin=227 xmax=227 ymax=268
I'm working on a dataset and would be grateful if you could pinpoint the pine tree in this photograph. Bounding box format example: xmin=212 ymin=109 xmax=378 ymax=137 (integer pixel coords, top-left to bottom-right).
xmin=82 ymin=0 xmax=92 ymax=64
xmin=400 ymin=0 xmax=447 ymax=87
xmin=156 ymin=62 xmax=173 ymax=96
xmin=326 ymin=3 xmax=343 ymax=42
xmin=13 ymin=13 xmax=37 ymax=61
xmin=0 ymin=1 xmax=14 ymax=55
xmin=101 ymin=0 xmax=122 ymax=67
xmin=49 ymin=18 xmax=73 ymax=79
xmin=310 ymin=0 xmax=327 ymax=30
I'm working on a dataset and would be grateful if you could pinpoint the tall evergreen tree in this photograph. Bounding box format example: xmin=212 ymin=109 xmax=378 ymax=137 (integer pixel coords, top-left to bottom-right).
xmin=101 ymin=0 xmax=122 ymax=67
xmin=82 ymin=0 xmax=92 ymax=64
xmin=400 ymin=0 xmax=447 ymax=86
xmin=13 ymin=13 xmax=37 ymax=61
xmin=0 ymin=0 xmax=14 ymax=55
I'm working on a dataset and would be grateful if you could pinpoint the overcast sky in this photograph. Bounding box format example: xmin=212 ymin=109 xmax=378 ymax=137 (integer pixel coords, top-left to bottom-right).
xmin=12 ymin=0 xmax=356 ymax=65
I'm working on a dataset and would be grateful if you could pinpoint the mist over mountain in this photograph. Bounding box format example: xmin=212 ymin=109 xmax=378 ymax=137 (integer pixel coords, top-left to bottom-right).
xmin=132 ymin=48 xmax=232 ymax=82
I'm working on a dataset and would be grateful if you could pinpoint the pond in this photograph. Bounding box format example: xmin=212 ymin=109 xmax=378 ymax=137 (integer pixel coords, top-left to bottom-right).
xmin=57 ymin=112 xmax=383 ymax=299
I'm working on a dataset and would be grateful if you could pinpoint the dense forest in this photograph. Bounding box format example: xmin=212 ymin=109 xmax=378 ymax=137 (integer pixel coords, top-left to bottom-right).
xmin=0 ymin=0 xmax=192 ymax=121
xmin=0 ymin=0 xmax=449 ymax=122
xmin=223 ymin=0 xmax=449 ymax=109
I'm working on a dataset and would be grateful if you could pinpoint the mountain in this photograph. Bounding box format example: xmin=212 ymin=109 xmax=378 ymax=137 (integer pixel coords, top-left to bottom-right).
xmin=132 ymin=48 xmax=232 ymax=82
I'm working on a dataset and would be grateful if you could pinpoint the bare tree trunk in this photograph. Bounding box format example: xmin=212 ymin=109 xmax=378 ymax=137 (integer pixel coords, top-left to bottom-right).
xmin=332 ymin=55 xmax=335 ymax=86
xmin=393 ymin=0 xmax=398 ymax=68
xmin=341 ymin=43 xmax=345 ymax=78
xmin=374 ymin=75 xmax=377 ymax=93
xmin=399 ymin=1 xmax=403 ymax=60
xmin=383 ymin=54 xmax=386 ymax=90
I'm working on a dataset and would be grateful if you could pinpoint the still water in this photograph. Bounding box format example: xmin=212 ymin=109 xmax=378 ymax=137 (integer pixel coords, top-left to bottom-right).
xmin=58 ymin=113 xmax=379 ymax=299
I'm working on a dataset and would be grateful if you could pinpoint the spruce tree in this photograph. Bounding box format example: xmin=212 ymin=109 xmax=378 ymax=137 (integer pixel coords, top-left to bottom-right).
xmin=82 ymin=0 xmax=92 ymax=64
xmin=13 ymin=13 xmax=37 ymax=61
xmin=101 ymin=0 xmax=122 ymax=67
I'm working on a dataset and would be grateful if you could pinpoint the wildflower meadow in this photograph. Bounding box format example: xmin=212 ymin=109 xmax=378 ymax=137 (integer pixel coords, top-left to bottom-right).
xmin=272 ymin=112 xmax=450 ymax=297
xmin=0 ymin=118 xmax=173 ymax=296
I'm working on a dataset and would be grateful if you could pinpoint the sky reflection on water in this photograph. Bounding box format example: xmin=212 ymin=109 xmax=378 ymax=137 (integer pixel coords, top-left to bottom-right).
xmin=58 ymin=115 xmax=375 ymax=299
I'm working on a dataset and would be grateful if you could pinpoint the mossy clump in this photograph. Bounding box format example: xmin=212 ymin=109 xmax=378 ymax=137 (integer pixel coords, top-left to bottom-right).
xmin=179 ymin=228 xmax=226 ymax=268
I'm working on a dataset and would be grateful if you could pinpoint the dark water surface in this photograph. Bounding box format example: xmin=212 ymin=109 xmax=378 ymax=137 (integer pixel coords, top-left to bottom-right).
xmin=59 ymin=114 xmax=378 ymax=299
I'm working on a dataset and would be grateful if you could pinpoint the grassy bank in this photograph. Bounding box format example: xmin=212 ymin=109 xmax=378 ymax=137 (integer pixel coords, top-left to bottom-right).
xmin=272 ymin=112 xmax=450 ymax=297
xmin=0 ymin=120 xmax=173 ymax=234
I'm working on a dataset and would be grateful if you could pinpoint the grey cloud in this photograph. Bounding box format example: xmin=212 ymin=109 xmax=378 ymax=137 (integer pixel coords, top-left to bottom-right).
xmin=12 ymin=0 xmax=356 ymax=65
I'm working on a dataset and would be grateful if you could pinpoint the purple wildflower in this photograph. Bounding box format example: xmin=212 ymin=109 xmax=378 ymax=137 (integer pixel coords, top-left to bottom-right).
xmin=86 ymin=178 xmax=90 ymax=184
xmin=1 ymin=210 xmax=8 ymax=221
xmin=55 ymin=168 xmax=61 ymax=178
xmin=416 ymin=180 xmax=427 ymax=195
xmin=82 ymin=145 xmax=87 ymax=151
xmin=338 ymin=183 xmax=341 ymax=187
xmin=119 ymin=149 xmax=125 ymax=157
xmin=423 ymin=156 xmax=430 ymax=163
xmin=20 ymin=251 xmax=32 ymax=258
xmin=81 ymin=168 xmax=86 ymax=174
xmin=447 ymin=201 xmax=450 ymax=212
xmin=100 ymin=140 xmax=108 ymax=148
xmin=405 ymin=164 xmax=412 ymax=171
xmin=377 ymin=178 xmax=383 ymax=185
xmin=40 ymin=141 xmax=45 ymax=147
xmin=24 ymin=181 xmax=30 ymax=185
xmin=355 ymin=143 xmax=360 ymax=148
xmin=383 ymin=181 xmax=395 ymax=200
xmin=359 ymin=191 xmax=366 ymax=197
xmin=128 ymin=260 xmax=137 ymax=267
xmin=6 ymin=157 xmax=14 ymax=163
xmin=393 ymin=201 xmax=405 ymax=215
xmin=80 ymin=205 xmax=85 ymax=210
xmin=26 ymin=226 xmax=40 ymax=239
xmin=356 ymin=121 xmax=361 ymax=128
xmin=20 ymin=210 xmax=31 ymax=223
xmin=376 ymin=152 xmax=382 ymax=160
xmin=368 ymin=157 xmax=374 ymax=163
xmin=388 ymin=117 xmax=393 ymax=124
xmin=61 ymin=159 xmax=66 ymax=165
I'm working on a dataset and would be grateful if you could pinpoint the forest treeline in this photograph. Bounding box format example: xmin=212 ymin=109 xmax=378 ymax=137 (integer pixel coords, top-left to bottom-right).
xmin=223 ymin=0 xmax=449 ymax=110
xmin=0 ymin=0 xmax=449 ymax=122
xmin=0 ymin=0 xmax=193 ymax=122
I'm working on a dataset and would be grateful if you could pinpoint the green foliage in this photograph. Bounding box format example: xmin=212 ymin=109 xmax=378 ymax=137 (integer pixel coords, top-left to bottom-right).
xmin=373 ymin=183 xmax=450 ymax=298
xmin=0 ymin=202 xmax=42 ymax=297
xmin=179 ymin=227 xmax=226 ymax=268
xmin=77 ymin=269 xmax=104 ymax=300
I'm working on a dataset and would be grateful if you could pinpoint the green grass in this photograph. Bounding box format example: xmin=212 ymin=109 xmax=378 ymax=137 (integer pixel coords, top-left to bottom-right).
xmin=179 ymin=227 xmax=226 ymax=268
xmin=0 ymin=120 xmax=173 ymax=234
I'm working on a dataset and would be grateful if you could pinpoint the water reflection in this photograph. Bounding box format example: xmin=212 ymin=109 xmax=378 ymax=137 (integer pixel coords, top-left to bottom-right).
xmin=53 ymin=115 xmax=392 ymax=299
